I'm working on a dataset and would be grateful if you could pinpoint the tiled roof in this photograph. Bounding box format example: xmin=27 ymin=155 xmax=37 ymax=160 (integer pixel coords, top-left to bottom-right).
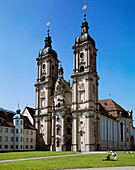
xmin=99 ymin=99 xmax=125 ymax=112
xmin=0 ymin=108 xmax=36 ymax=130
xmin=0 ymin=110 xmax=15 ymax=127
xmin=99 ymin=99 xmax=129 ymax=118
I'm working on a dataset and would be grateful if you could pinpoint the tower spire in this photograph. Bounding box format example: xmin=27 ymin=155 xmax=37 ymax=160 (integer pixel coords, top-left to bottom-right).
xmin=81 ymin=5 xmax=89 ymax=34
xmin=82 ymin=5 xmax=87 ymax=20
xmin=45 ymin=21 xmax=52 ymax=48
xmin=58 ymin=57 xmax=64 ymax=78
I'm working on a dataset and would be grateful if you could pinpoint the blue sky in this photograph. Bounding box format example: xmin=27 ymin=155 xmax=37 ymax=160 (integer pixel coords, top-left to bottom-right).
xmin=0 ymin=0 xmax=135 ymax=125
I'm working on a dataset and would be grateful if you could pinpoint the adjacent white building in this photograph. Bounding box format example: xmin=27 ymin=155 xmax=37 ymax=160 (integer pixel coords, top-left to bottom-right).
xmin=0 ymin=108 xmax=36 ymax=152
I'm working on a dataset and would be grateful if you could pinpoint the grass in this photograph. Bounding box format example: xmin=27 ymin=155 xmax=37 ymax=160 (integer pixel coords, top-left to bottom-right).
xmin=0 ymin=151 xmax=77 ymax=160
xmin=0 ymin=151 xmax=135 ymax=170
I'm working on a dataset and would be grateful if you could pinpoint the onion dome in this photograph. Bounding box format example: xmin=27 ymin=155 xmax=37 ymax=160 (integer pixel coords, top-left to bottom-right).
xmin=13 ymin=109 xmax=23 ymax=119
xmin=75 ymin=13 xmax=95 ymax=48
xmin=39 ymin=47 xmax=57 ymax=59
xmin=39 ymin=27 xmax=58 ymax=59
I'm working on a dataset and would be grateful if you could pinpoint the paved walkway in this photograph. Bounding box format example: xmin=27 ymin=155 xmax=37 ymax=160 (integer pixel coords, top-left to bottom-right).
xmin=0 ymin=151 xmax=107 ymax=163
xmin=62 ymin=167 xmax=135 ymax=170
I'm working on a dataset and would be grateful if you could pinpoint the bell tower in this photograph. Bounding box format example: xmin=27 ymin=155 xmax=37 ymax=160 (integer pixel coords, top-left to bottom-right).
xmin=71 ymin=6 xmax=99 ymax=151
xmin=35 ymin=22 xmax=59 ymax=150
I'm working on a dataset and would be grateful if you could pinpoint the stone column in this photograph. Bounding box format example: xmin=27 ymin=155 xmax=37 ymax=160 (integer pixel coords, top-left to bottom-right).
xmin=74 ymin=51 xmax=76 ymax=73
xmin=39 ymin=62 xmax=41 ymax=81
xmin=61 ymin=114 xmax=65 ymax=151
xmin=76 ymin=50 xmax=79 ymax=72
xmin=85 ymin=48 xmax=88 ymax=67
xmin=72 ymin=114 xmax=78 ymax=151
xmin=85 ymin=114 xmax=90 ymax=151
xmin=50 ymin=112 xmax=55 ymax=151
xmin=88 ymin=48 xmax=90 ymax=67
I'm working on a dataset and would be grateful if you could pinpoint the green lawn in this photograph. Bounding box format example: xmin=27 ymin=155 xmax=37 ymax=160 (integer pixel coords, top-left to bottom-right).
xmin=0 ymin=151 xmax=77 ymax=160
xmin=0 ymin=151 xmax=135 ymax=170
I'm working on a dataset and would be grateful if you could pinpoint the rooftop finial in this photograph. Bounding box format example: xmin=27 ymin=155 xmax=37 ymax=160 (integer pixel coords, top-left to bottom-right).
xmin=82 ymin=5 xmax=87 ymax=20
xmin=18 ymin=101 xmax=19 ymax=109
xmin=109 ymin=94 xmax=111 ymax=99
xmin=47 ymin=21 xmax=51 ymax=35
xmin=60 ymin=57 xmax=62 ymax=66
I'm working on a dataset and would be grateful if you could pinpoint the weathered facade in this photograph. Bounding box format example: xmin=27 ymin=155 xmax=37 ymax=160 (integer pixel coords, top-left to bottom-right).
xmin=34 ymin=12 xmax=135 ymax=151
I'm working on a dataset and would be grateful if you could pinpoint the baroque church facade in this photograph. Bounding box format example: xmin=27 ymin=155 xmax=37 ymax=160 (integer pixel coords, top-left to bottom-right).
xmin=34 ymin=13 xmax=135 ymax=151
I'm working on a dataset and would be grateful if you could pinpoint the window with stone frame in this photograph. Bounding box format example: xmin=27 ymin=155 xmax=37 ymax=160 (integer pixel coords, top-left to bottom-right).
xmin=5 ymin=128 xmax=8 ymax=133
xmin=80 ymin=66 xmax=84 ymax=72
xmin=80 ymin=53 xmax=84 ymax=61
xmin=16 ymin=120 xmax=19 ymax=125
xmin=5 ymin=145 xmax=8 ymax=149
xmin=0 ymin=127 xmax=2 ymax=132
xmin=11 ymin=128 xmax=14 ymax=133
xmin=56 ymin=127 xmax=61 ymax=135
xmin=16 ymin=137 xmax=18 ymax=142
xmin=10 ymin=145 xmax=13 ymax=149
xmin=67 ymin=127 xmax=72 ymax=135
xmin=57 ymin=140 xmax=60 ymax=147
xmin=11 ymin=137 xmax=14 ymax=142
xmin=0 ymin=136 xmax=2 ymax=142
xmin=120 ymin=122 xmax=123 ymax=142
xmin=5 ymin=136 xmax=8 ymax=142
xmin=67 ymin=117 xmax=71 ymax=123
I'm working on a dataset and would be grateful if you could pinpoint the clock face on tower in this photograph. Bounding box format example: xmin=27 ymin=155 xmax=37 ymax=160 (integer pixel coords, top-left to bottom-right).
xmin=79 ymin=83 xmax=84 ymax=89
xmin=41 ymin=91 xmax=45 ymax=97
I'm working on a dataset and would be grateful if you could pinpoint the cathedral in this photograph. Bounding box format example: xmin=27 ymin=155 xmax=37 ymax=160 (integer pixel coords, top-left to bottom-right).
xmin=34 ymin=10 xmax=135 ymax=151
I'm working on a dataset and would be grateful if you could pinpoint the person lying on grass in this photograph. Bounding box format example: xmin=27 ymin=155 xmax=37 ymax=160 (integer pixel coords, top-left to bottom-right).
xmin=102 ymin=152 xmax=118 ymax=161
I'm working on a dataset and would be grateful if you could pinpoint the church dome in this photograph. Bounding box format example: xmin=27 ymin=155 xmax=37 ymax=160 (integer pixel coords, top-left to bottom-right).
xmin=13 ymin=114 xmax=23 ymax=119
xmin=39 ymin=47 xmax=58 ymax=59
xmin=75 ymin=33 xmax=95 ymax=47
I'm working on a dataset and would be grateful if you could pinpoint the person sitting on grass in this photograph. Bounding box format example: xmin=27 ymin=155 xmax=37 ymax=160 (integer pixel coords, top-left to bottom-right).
xmin=112 ymin=152 xmax=118 ymax=161
xmin=102 ymin=154 xmax=111 ymax=161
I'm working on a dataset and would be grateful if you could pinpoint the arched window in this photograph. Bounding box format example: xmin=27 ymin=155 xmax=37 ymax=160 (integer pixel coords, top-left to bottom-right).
xmin=80 ymin=53 xmax=84 ymax=58
xmin=120 ymin=122 xmax=123 ymax=142
xmin=57 ymin=140 xmax=60 ymax=147
xmin=52 ymin=65 xmax=54 ymax=70
xmin=80 ymin=66 xmax=84 ymax=72
xmin=42 ymin=76 xmax=45 ymax=81
xmin=57 ymin=116 xmax=60 ymax=122
xmin=57 ymin=127 xmax=60 ymax=135
xmin=67 ymin=127 xmax=72 ymax=135
xmin=58 ymin=103 xmax=60 ymax=107
xmin=67 ymin=117 xmax=71 ymax=122
xmin=42 ymin=64 xmax=45 ymax=69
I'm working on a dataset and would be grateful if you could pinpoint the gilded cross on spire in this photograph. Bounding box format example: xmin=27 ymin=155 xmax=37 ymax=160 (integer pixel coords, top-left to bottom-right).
xmin=82 ymin=5 xmax=87 ymax=11
xmin=47 ymin=21 xmax=51 ymax=35
xmin=82 ymin=5 xmax=87 ymax=20
xmin=60 ymin=57 xmax=62 ymax=64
